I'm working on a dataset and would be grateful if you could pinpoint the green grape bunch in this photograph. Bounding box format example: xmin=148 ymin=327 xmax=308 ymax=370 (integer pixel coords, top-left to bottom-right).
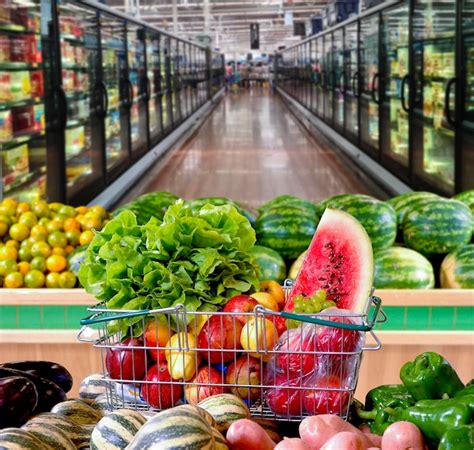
xmin=286 ymin=289 xmax=336 ymax=329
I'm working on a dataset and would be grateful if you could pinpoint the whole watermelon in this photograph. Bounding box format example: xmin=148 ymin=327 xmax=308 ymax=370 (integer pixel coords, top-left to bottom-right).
xmin=255 ymin=206 xmax=318 ymax=259
xmin=259 ymin=195 xmax=320 ymax=217
xmin=440 ymin=243 xmax=474 ymax=288
xmin=403 ymin=199 xmax=473 ymax=255
xmin=186 ymin=197 xmax=257 ymax=225
xmin=388 ymin=191 xmax=440 ymax=228
xmin=248 ymin=245 xmax=286 ymax=283
xmin=374 ymin=246 xmax=435 ymax=289
xmin=453 ymin=189 xmax=474 ymax=214
xmin=324 ymin=194 xmax=397 ymax=250
xmin=114 ymin=191 xmax=178 ymax=224
xmin=319 ymin=193 xmax=355 ymax=210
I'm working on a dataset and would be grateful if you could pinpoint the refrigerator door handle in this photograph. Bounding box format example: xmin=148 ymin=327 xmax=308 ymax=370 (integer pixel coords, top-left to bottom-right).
xmin=330 ymin=70 xmax=337 ymax=92
xmin=444 ymin=77 xmax=457 ymax=127
xmin=145 ymin=77 xmax=151 ymax=101
xmin=339 ymin=71 xmax=347 ymax=95
xmin=99 ymin=81 xmax=108 ymax=117
xmin=371 ymin=72 xmax=380 ymax=104
xmin=58 ymin=86 xmax=68 ymax=130
xmin=321 ymin=70 xmax=327 ymax=90
xmin=400 ymin=74 xmax=410 ymax=113
xmin=126 ymin=79 xmax=134 ymax=109
xmin=352 ymin=71 xmax=360 ymax=98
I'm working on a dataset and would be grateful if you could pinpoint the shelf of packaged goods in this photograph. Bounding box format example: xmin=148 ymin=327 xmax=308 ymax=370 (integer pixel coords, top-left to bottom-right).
xmin=62 ymin=63 xmax=87 ymax=71
xmin=66 ymin=117 xmax=89 ymax=129
xmin=60 ymin=33 xmax=84 ymax=44
xmin=0 ymin=129 xmax=45 ymax=150
xmin=424 ymin=75 xmax=454 ymax=83
xmin=65 ymin=91 xmax=89 ymax=101
xmin=0 ymin=61 xmax=41 ymax=70
xmin=3 ymin=166 xmax=46 ymax=195
xmin=0 ymin=97 xmax=43 ymax=111
xmin=0 ymin=25 xmax=41 ymax=35
xmin=421 ymin=118 xmax=455 ymax=137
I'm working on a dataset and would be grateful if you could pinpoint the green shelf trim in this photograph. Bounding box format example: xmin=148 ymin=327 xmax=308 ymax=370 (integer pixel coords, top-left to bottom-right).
xmin=0 ymin=305 xmax=472 ymax=331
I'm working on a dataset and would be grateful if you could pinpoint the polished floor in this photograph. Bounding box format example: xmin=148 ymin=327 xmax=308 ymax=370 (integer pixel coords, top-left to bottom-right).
xmin=120 ymin=89 xmax=381 ymax=208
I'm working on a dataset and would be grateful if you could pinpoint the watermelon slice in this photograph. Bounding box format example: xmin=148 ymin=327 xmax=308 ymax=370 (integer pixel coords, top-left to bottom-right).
xmin=285 ymin=208 xmax=374 ymax=317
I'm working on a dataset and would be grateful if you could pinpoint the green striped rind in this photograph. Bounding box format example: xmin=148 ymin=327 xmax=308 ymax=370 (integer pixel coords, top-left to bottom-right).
xmin=252 ymin=418 xmax=282 ymax=443
xmin=387 ymin=191 xmax=440 ymax=227
xmin=259 ymin=195 xmax=319 ymax=217
xmin=90 ymin=394 xmax=114 ymax=414
xmin=325 ymin=194 xmax=397 ymax=250
xmin=27 ymin=413 xmax=92 ymax=448
xmin=0 ymin=428 xmax=52 ymax=450
xmin=255 ymin=206 xmax=318 ymax=259
xmin=50 ymin=399 xmax=102 ymax=426
xmin=79 ymin=374 xmax=108 ymax=403
xmin=211 ymin=428 xmax=229 ymax=450
xmin=319 ymin=193 xmax=354 ymax=210
xmin=186 ymin=197 xmax=257 ymax=225
xmin=453 ymin=189 xmax=474 ymax=213
xmin=90 ymin=409 xmax=146 ymax=450
xmin=248 ymin=245 xmax=286 ymax=283
xmin=440 ymin=244 xmax=474 ymax=288
xmin=114 ymin=191 xmax=179 ymax=224
xmin=197 ymin=393 xmax=251 ymax=433
xmin=374 ymin=246 xmax=435 ymax=289
xmin=403 ymin=199 xmax=473 ymax=255
xmin=22 ymin=423 xmax=76 ymax=450
xmin=128 ymin=405 xmax=214 ymax=450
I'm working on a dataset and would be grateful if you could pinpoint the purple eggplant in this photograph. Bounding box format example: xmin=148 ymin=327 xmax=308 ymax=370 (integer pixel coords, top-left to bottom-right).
xmin=0 ymin=376 xmax=38 ymax=428
xmin=1 ymin=361 xmax=73 ymax=393
xmin=0 ymin=367 xmax=66 ymax=414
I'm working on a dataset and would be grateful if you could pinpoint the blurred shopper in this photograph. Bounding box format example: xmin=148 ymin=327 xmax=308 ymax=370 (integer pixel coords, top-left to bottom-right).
xmin=225 ymin=63 xmax=233 ymax=91
xmin=240 ymin=64 xmax=249 ymax=88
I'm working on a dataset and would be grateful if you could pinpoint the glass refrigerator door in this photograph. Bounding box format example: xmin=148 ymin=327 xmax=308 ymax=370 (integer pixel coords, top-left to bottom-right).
xmin=174 ymin=40 xmax=182 ymax=124
xmin=460 ymin=1 xmax=474 ymax=191
xmin=323 ymin=34 xmax=333 ymax=124
xmin=333 ymin=28 xmax=344 ymax=132
xmin=305 ymin=42 xmax=311 ymax=109
xmin=100 ymin=14 xmax=129 ymax=180
xmin=161 ymin=36 xmax=172 ymax=131
xmin=58 ymin=0 xmax=103 ymax=203
xmin=146 ymin=30 xmax=162 ymax=146
xmin=360 ymin=14 xmax=380 ymax=158
xmin=0 ymin=0 xmax=47 ymax=202
xmin=412 ymin=0 xmax=456 ymax=194
xmin=310 ymin=39 xmax=318 ymax=114
xmin=190 ymin=46 xmax=198 ymax=113
xmin=344 ymin=22 xmax=359 ymax=144
xmin=127 ymin=23 xmax=147 ymax=160
xmin=316 ymin=38 xmax=324 ymax=118
xmin=380 ymin=2 xmax=410 ymax=178
xmin=182 ymin=43 xmax=190 ymax=119
xmin=169 ymin=38 xmax=177 ymax=124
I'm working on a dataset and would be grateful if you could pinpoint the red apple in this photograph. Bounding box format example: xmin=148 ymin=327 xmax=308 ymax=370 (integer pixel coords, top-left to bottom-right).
xmin=144 ymin=320 xmax=173 ymax=362
xmin=265 ymin=374 xmax=304 ymax=417
xmin=223 ymin=295 xmax=258 ymax=324
xmin=105 ymin=338 xmax=147 ymax=381
xmin=197 ymin=315 xmax=243 ymax=364
xmin=141 ymin=362 xmax=182 ymax=409
xmin=184 ymin=365 xmax=227 ymax=404
xmin=226 ymin=355 xmax=262 ymax=401
xmin=303 ymin=374 xmax=350 ymax=415
xmin=274 ymin=328 xmax=318 ymax=376
xmin=316 ymin=316 xmax=361 ymax=354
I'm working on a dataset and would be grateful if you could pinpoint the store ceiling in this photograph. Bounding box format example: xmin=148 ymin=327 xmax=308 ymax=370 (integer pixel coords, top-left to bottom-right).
xmin=108 ymin=0 xmax=331 ymax=54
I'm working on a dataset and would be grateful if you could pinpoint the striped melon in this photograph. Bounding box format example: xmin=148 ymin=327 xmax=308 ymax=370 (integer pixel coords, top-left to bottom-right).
xmin=453 ymin=189 xmax=474 ymax=213
xmin=27 ymin=413 xmax=92 ymax=448
xmin=211 ymin=428 xmax=229 ymax=450
xmin=388 ymin=191 xmax=440 ymax=227
xmin=403 ymin=199 xmax=473 ymax=255
xmin=374 ymin=247 xmax=435 ymax=289
xmin=256 ymin=206 xmax=318 ymax=259
xmin=259 ymin=195 xmax=319 ymax=217
xmin=197 ymin=394 xmax=251 ymax=433
xmin=127 ymin=405 xmax=215 ymax=449
xmin=90 ymin=409 xmax=146 ymax=450
xmin=248 ymin=245 xmax=286 ymax=283
xmin=90 ymin=394 xmax=114 ymax=414
xmin=440 ymin=244 xmax=474 ymax=288
xmin=0 ymin=428 xmax=52 ymax=450
xmin=79 ymin=374 xmax=109 ymax=404
xmin=319 ymin=193 xmax=355 ymax=210
xmin=252 ymin=418 xmax=282 ymax=443
xmin=324 ymin=194 xmax=397 ymax=249
xmin=22 ymin=423 xmax=76 ymax=450
xmin=51 ymin=399 xmax=102 ymax=425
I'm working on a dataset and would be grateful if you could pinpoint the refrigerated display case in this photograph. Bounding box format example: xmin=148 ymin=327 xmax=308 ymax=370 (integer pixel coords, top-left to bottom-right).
xmin=274 ymin=0 xmax=472 ymax=195
xmin=380 ymin=1 xmax=410 ymax=181
xmin=0 ymin=0 xmax=48 ymax=202
xmin=412 ymin=0 xmax=457 ymax=194
xmin=0 ymin=0 xmax=223 ymax=204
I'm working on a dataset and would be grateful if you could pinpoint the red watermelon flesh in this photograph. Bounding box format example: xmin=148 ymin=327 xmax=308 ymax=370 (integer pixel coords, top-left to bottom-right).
xmin=285 ymin=208 xmax=374 ymax=315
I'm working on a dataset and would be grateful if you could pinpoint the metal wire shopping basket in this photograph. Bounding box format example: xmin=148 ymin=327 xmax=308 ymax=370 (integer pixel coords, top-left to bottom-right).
xmin=78 ymin=286 xmax=385 ymax=421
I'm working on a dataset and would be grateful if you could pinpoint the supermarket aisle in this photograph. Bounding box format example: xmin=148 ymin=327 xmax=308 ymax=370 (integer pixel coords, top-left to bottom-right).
xmin=120 ymin=90 xmax=379 ymax=208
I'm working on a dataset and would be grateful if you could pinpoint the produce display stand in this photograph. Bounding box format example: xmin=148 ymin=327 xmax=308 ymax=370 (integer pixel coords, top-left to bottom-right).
xmin=0 ymin=289 xmax=472 ymax=399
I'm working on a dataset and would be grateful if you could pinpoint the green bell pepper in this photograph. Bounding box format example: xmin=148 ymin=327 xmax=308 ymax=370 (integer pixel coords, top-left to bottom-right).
xmin=355 ymin=385 xmax=415 ymax=435
xmin=388 ymin=398 xmax=472 ymax=443
xmin=400 ymin=352 xmax=464 ymax=401
xmin=455 ymin=385 xmax=474 ymax=398
xmin=438 ymin=424 xmax=474 ymax=450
